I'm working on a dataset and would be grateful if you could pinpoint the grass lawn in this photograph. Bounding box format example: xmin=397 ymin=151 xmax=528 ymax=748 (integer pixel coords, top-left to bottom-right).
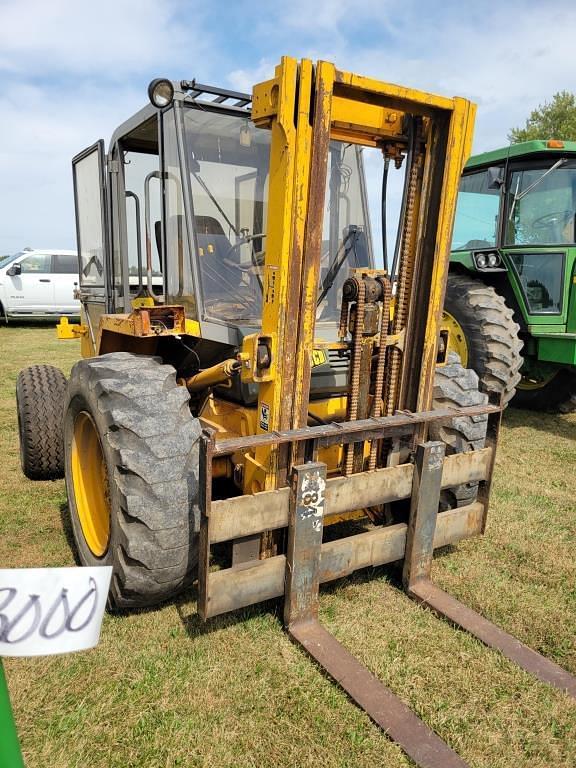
xmin=1 ymin=324 xmax=575 ymax=768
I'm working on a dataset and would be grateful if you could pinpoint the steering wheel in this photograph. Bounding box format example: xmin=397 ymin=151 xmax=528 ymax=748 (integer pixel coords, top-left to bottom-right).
xmin=532 ymin=210 xmax=573 ymax=230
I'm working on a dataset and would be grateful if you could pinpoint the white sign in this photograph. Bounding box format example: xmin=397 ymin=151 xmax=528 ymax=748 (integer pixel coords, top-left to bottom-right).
xmin=0 ymin=567 xmax=111 ymax=657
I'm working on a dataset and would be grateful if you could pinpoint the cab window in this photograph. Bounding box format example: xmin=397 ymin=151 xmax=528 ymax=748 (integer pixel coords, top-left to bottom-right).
xmin=53 ymin=254 xmax=78 ymax=274
xmin=452 ymin=168 xmax=501 ymax=250
xmin=19 ymin=254 xmax=51 ymax=273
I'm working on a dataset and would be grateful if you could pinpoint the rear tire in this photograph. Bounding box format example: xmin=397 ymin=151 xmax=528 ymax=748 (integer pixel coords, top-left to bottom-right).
xmin=444 ymin=273 xmax=523 ymax=407
xmin=431 ymin=353 xmax=488 ymax=509
xmin=16 ymin=365 xmax=67 ymax=480
xmin=63 ymin=353 xmax=201 ymax=609
xmin=514 ymin=368 xmax=576 ymax=411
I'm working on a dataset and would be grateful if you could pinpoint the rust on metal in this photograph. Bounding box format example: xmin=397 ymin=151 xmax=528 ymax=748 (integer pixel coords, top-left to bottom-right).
xmin=344 ymin=278 xmax=366 ymax=474
xmin=211 ymin=403 xmax=499 ymax=457
xmin=403 ymin=441 xmax=445 ymax=588
xmin=207 ymin=450 xmax=491 ymax=545
xmin=197 ymin=429 xmax=215 ymax=621
xmin=409 ymin=580 xmax=576 ymax=699
xmin=284 ymin=463 xmax=327 ymax=626
xmin=202 ymin=503 xmax=485 ymax=619
xmin=290 ymin=64 xmax=334 ymax=449
xmin=384 ymin=117 xmax=425 ymax=418
xmin=369 ymin=275 xmax=392 ymax=470
xmin=283 ymin=453 xmax=469 ymax=767
xmin=289 ymin=621 xmax=468 ymax=768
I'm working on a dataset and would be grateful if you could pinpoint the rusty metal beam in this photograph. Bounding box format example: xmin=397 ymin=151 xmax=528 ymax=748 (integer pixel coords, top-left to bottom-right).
xmin=401 ymin=442 xmax=576 ymax=701
xmin=212 ymin=404 xmax=499 ymax=457
xmin=409 ymin=580 xmax=576 ymax=699
xmin=403 ymin=441 xmax=445 ymax=587
xmin=202 ymin=503 xmax=484 ymax=619
xmin=289 ymin=621 xmax=468 ymax=768
xmin=284 ymin=454 xmax=468 ymax=767
xmin=208 ymin=448 xmax=491 ymax=544
xmin=284 ymin=463 xmax=327 ymax=626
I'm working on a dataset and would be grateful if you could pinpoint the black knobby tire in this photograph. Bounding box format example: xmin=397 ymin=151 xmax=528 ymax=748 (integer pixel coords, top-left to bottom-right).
xmin=16 ymin=365 xmax=68 ymax=480
xmin=430 ymin=353 xmax=488 ymax=509
xmin=445 ymin=273 xmax=523 ymax=407
xmin=63 ymin=352 xmax=201 ymax=609
xmin=514 ymin=369 xmax=576 ymax=411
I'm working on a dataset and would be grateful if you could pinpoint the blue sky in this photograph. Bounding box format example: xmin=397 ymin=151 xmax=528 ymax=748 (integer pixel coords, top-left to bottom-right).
xmin=1 ymin=0 xmax=575 ymax=254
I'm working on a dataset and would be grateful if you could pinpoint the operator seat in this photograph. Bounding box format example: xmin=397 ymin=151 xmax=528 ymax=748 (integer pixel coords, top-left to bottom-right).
xmin=194 ymin=215 xmax=240 ymax=302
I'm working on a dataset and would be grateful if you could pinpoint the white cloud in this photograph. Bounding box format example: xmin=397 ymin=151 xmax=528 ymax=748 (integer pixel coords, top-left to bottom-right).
xmin=0 ymin=0 xmax=195 ymax=77
xmin=2 ymin=0 xmax=576 ymax=253
xmin=0 ymin=81 xmax=145 ymax=252
xmin=0 ymin=0 xmax=217 ymax=253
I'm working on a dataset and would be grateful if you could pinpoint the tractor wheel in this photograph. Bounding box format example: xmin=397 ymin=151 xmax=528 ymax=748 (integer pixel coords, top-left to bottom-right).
xmin=514 ymin=367 xmax=576 ymax=411
xmin=63 ymin=352 xmax=201 ymax=609
xmin=444 ymin=273 xmax=523 ymax=407
xmin=16 ymin=364 xmax=67 ymax=480
xmin=431 ymin=353 xmax=488 ymax=509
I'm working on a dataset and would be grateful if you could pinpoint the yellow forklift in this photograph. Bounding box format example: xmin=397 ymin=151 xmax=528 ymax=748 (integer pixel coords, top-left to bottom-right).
xmin=16 ymin=58 xmax=576 ymax=767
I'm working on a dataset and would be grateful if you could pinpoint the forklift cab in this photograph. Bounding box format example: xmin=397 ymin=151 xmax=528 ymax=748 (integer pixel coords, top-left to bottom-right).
xmin=72 ymin=83 xmax=374 ymax=349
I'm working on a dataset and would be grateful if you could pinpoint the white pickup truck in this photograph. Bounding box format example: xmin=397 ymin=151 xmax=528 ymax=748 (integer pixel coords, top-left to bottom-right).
xmin=0 ymin=249 xmax=80 ymax=321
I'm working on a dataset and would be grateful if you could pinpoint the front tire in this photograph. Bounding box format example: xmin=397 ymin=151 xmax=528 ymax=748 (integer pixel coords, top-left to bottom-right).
xmin=63 ymin=352 xmax=201 ymax=609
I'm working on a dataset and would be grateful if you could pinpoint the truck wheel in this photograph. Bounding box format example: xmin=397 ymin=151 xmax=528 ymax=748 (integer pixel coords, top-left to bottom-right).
xmin=430 ymin=353 xmax=488 ymax=509
xmin=63 ymin=352 xmax=201 ymax=609
xmin=16 ymin=365 xmax=67 ymax=480
xmin=514 ymin=368 xmax=576 ymax=411
xmin=444 ymin=273 xmax=523 ymax=407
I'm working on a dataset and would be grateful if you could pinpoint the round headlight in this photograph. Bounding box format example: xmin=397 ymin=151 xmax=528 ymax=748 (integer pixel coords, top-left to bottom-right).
xmin=487 ymin=253 xmax=499 ymax=267
xmin=148 ymin=79 xmax=174 ymax=108
xmin=476 ymin=253 xmax=488 ymax=268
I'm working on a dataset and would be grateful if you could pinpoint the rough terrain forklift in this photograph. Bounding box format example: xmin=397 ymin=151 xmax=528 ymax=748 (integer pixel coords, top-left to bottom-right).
xmin=446 ymin=139 xmax=576 ymax=410
xmin=16 ymin=58 xmax=576 ymax=767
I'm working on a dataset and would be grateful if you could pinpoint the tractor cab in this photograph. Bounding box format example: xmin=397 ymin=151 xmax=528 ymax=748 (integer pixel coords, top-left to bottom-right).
xmin=447 ymin=140 xmax=576 ymax=409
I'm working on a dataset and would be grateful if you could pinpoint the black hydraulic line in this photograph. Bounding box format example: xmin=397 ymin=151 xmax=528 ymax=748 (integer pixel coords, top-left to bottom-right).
xmin=317 ymin=229 xmax=359 ymax=306
xmin=381 ymin=156 xmax=390 ymax=272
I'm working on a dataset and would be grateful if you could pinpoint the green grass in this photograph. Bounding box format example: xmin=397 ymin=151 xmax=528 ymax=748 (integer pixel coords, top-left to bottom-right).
xmin=1 ymin=325 xmax=575 ymax=768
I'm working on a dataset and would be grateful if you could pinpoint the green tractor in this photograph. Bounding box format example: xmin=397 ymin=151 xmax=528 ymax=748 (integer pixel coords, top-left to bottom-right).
xmin=446 ymin=139 xmax=576 ymax=410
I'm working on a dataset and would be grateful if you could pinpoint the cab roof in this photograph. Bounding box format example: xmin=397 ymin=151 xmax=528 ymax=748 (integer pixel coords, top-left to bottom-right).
xmin=465 ymin=140 xmax=576 ymax=170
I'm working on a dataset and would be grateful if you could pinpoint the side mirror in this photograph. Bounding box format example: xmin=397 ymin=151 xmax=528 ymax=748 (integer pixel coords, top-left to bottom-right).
xmin=487 ymin=166 xmax=504 ymax=190
xmin=6 ymin=263 xmax=21 ymax=277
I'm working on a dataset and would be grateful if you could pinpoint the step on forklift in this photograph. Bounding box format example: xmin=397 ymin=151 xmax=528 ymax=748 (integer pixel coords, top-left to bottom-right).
xmin=16 ymin=58 xmax=576 ymax=767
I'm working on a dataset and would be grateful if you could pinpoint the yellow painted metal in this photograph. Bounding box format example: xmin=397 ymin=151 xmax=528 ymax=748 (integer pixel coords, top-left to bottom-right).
xmin=71 ymin=411 xmax=110 ymax=557
xmin=415 ymin=97 xmax=476 ymax=412
xmin=251 ymin=57 xmax=313 ymax=495
xmin=57 ymin=317 xmax=88 ymax=339
xmin=333 ymin=69 xmax=456 ymax=113
xmin=239 ymin=332 xmax=275 ymax=384
xmin=290 ymin=60 xmax=335 ymax=442
xmin=330 ymin=95 xmax=404 ymax=144
xmin=93 ymin=306 xmax=188 ymax=354
xmin=184 ymin=318 xmax=201 ymax=337
xmin=178 ymin=359 xmax=239 ymax=392
xmin=249 ymin=57 xmax=477 ymax=483
xmin=517 ymin=370 xmax=558 ymax=391
xmin=441 ymin=311 xmax=469 ymax=366
xmin=131 ymin=296 xmax=155 ymax=309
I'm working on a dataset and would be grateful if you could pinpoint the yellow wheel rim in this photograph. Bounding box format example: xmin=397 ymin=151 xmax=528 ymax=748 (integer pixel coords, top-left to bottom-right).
xmin=517 ymin=370 xmax=558 ymax=391
xmin=71 ymin=411 xmax=110 ymax=557
xmin=441 ymin=311 xmax=469 ymax=366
